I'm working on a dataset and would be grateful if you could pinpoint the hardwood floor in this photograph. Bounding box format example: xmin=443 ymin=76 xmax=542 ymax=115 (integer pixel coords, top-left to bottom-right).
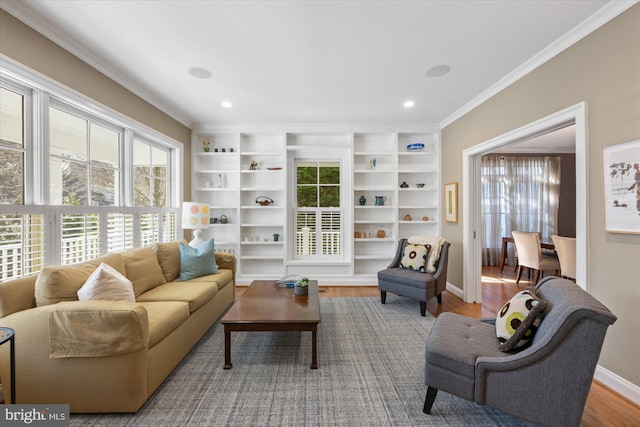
xmin=237 ymin=267 xmax=640 ymax=426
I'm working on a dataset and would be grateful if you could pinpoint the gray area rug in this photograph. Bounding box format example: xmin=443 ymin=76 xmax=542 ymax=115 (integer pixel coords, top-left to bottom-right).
xmin=71 ymin=296 xmax=530 ymax=426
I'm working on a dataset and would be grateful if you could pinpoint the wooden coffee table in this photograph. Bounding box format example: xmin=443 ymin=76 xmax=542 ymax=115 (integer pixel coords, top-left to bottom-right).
xmin=221 ymin=279 xmax=320 ymax=369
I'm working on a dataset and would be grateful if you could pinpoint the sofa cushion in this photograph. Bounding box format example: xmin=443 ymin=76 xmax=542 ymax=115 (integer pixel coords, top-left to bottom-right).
xmin=496 ymin=288 xmax=547 ymax=352
xmin=179 ymin=240 xmax=218 ymax=281
xmin=136 ymin=301 xmax=190 ymax=347
xmin=49 ymin=300 xmax=149 ymax=358
xmin=121 ymin=247 xmax=167 ymax=297
xmin=77 ymin=262 xmax=135 ymax=303
xmin=137 ymin=281 xmax=218 ymax=313
xmin=377 ymin=267 xmax=436 ymax=290
xmin=400 ymin=243 xmax=431 ymax=272
xmin=153 ymin=240 xmax=186 ymax=282
xmin=35 ymin=253 xmax=125 ymax=306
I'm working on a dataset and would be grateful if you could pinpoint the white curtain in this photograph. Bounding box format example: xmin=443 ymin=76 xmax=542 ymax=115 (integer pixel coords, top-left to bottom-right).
xmin=481 ymin=155 xmax=561 ymax=266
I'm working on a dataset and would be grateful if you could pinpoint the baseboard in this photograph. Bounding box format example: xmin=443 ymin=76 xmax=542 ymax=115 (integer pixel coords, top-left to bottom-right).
xmin=445 ymin=281 xmax=464 ymax=300
xmin=594 ymin=365 xmax=640 ymax=406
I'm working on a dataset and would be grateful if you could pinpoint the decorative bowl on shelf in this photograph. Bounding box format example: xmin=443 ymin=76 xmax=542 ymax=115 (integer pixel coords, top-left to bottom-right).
xmin=255 ymin=196 xmax=274 ymax=206
xmin=406 ymin=143 xmax=425 ymax=151
xmin=416 ymin=183 xmax=425 ymax=188
xmin=371 ymin=225 xmax=391 ymax=239
xmin=266 ymin=167 xmax=282 ymax=170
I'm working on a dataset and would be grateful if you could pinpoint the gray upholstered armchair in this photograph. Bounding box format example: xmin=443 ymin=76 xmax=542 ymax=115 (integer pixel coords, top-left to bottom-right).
xmin=423 ymin=276 xmax=617 ymax=427
xmin=377 ymin=238 xmax=450 ymax=316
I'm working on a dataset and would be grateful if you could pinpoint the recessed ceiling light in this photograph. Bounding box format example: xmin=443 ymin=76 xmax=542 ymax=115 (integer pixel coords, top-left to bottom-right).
xmin=425 ymin=64 xmax=451 ymax=78
xmin=221 ymin=101 xmax=232 ymax=109
xmin=188 ymin=67 xmax=212 ymax=79
xmin=403 ymin=100 xmax=415 ymax=108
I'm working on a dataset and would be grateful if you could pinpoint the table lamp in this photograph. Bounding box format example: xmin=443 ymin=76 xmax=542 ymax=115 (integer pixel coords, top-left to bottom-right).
xmin=182 ymin=202 xmax=210 ymax=247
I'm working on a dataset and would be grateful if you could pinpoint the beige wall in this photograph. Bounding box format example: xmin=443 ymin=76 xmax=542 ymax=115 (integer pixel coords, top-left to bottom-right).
xmin=442 ymin=5 xmax=640 ymax=386
xmin=0 ymin=9 xmax=192 ymax=198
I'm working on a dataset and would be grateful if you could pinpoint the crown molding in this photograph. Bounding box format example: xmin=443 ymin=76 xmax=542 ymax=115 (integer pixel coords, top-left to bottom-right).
xmin=440 ymin=0 xmax=639 ymax=129
xmin=1 ymin=0 xmax=193 ymax=129
xmin=192 ymin=122 xmax=441 ymax=134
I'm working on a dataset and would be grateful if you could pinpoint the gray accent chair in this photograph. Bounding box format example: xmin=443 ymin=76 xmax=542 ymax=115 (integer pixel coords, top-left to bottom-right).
xmin=423 ymin=276 xmax=617 ymax=427
xmin=377 ymin=239 xmax=450 ymax=316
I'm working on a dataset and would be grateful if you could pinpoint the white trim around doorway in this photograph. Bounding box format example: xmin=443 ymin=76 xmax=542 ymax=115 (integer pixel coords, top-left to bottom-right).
xmin=462 ymin=102 xmax=588 ymax=303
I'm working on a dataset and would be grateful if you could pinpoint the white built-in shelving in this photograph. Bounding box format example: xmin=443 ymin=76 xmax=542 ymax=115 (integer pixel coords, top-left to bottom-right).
xmin=191 ymin=128 xmax=440 ymax=284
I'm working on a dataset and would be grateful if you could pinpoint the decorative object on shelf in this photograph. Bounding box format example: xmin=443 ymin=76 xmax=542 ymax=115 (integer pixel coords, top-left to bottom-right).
xmin=359 ymin=195 xmax=366 ymax=206
xmin=406 ymin=143 xmax=425 ymax=151
xmin=422 ymin=216 xmax=429 ymax=221
xmin=273 ymin=233 xmax=280 ymax=242
xmin=267 ymin=167 xmax=282 ymax=170
xmin=214 ymin=148 xmax=219 ymax=152
xmin=404 ymin=214 xmax=412 ymax=221
xmin=295 ymin=276 xmax=309 ymax=295
xmin=375 ymin=196 xmax=386 ymax=206
xmin=218 ymin=215 xmax=228 ymax=224
xmin=416 ymin=183 xmax=425 ymax=188
xmin=255 ymin=196 xmax=274 ymax=206
xmin=229 ymin=148 xmax=234 ymax=152
xmin=372 ymin=225 xmax=391 ymax=239
xmin=400 ymin=181 xmax=409 ymax=188
xmin=210 ymin=217 xmax=217 ymax=224
xmin=181 ymin=202 xmax=210 ymax=247
xmin=202 ymin=139 xmax=211 ymax=152
xmin=369 ymin=157 xmax=377 ymax=169
xmin=445 ymin=182 xmax=459 ymax=223
xmin=217 ymin=174 xmax=224 ymax=188
xmin=250 ymin=160 xmax=258 ymax=170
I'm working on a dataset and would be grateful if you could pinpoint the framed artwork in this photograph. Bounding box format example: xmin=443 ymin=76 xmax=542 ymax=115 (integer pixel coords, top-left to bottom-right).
xmin=444 ymin=182 xmax=458 ymax=223
xmin=602 ymin=140 xmax=640 ymax=234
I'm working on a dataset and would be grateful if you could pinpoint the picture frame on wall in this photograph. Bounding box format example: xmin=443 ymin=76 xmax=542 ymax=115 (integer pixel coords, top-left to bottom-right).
xmin=444 ymin=182 xmax=458 ymax=223
xmin=602 ymin=139 xmax=640 ymax=234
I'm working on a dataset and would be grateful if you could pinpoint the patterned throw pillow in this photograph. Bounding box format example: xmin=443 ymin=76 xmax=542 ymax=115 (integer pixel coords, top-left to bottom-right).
xmin=399 ymin=243 xmax=431 ymax=273
xmin=496 ymin=288 xmax=547 ymax=352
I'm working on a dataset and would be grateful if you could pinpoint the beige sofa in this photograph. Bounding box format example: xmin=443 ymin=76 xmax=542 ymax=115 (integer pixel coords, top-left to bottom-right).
xmin=0 ymin=240 xmax=236 ymax=412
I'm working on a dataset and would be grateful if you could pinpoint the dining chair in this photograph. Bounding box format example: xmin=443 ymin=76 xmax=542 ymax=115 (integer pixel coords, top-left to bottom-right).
xmin=551 ymin=235 xmax=576 ymax=280
xmin=511 ymin=231 xmax=560 ymax=285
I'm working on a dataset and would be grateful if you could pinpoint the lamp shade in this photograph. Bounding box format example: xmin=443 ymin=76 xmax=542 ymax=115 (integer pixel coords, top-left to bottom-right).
xmin=182 ymin=202 xmax=210 ymax=230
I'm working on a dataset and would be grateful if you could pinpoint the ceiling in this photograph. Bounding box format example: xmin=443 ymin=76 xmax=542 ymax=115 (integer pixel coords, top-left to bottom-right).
xmin=2 ymin=1 xmax=623 ymax=128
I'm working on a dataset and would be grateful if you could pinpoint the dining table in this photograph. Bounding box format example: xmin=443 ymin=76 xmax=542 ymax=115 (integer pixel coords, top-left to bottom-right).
xmin=499 ymin=236 xmax=555 ymax=272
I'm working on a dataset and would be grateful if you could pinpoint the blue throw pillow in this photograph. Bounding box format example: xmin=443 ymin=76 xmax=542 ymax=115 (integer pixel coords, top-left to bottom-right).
xmin=179 ymin=239 xmax=218 ymax=281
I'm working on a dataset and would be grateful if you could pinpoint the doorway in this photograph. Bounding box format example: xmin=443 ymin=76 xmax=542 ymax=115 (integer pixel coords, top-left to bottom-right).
xmin=462 ymin=103 xmax=588 ymax=303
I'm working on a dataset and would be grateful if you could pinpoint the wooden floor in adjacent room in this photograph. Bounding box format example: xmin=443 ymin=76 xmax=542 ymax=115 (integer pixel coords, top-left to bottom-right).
xmin=244 ymin=265 xmax=639 ymax=427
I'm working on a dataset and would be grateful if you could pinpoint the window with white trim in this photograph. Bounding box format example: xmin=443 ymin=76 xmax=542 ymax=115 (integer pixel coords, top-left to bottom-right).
xmin=0 ymin=70 xmax=180 ymax=281
xmin=294 ymin=160 xmax=342 ymax=258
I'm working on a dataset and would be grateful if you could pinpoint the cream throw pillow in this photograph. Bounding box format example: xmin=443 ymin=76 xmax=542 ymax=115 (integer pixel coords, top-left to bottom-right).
xmin=77 ymin=262 xmax=135 ymax=302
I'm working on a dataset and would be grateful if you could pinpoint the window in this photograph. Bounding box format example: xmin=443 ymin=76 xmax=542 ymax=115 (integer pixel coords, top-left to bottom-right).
xmin=0 ymin=86 xmax=27 ymax=205
xmin=295 ymin=161 xmax=342 ymax=258
xmin=49 ymin=105 xmax=122 ymax=206
xmin=134 ymin=137 xmax=168 ymax=207
xmin=0 ymin=68 xmax=181 ymax=281
xmin=481 ymin=155 xmax=561 ymax=266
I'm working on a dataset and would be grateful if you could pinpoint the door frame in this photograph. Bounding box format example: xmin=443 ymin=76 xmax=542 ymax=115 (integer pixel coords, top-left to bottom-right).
xmin=462 ymin=102 xmax=588 ymax=303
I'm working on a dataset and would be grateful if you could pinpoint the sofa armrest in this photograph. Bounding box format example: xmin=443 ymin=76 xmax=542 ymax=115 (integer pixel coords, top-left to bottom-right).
xmin=215 ymin=252 xmax=237 ymax=273
xmin=48 ymin=301 xmax=149 ymax=358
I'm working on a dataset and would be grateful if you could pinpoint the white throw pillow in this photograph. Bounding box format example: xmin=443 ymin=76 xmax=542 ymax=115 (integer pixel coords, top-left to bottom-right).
xmin=77 ymin=262 xmax=135 ymax=302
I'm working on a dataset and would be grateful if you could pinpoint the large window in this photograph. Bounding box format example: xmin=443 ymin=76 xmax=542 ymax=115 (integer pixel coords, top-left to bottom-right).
xmin=295 ymin=161 xmax=342 ymax=258
xmin=481 ymin=155 xmax=561 ymax=266
xmin=0 ymin=70 xmax=181 ymax=281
